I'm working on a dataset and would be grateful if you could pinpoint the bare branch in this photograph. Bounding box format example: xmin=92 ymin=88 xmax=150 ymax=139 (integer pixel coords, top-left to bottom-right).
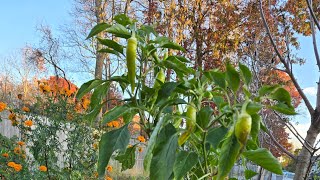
xmin=264 ymin=127 xmax=296 ymax=160
xmin=306 ymin=0 xmax=320 ymax=31
xmin=258 ymin=0 xmax=315 ymax=115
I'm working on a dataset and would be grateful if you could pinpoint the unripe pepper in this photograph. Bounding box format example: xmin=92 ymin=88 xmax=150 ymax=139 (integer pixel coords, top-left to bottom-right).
xmin=234 ymin=101 xmax=252 ymax=145
xmin=173 ymin=109 xmax=183 ymax=128
xmin=126 ymin=34 xmax=137 ymax=92
xmin=150 ymin=69 xmax=166 ymax=108
xmin=154 ymin=69 xmax=165 ymax=88
xmin=178 ymin=103 xmax=197 ymax=146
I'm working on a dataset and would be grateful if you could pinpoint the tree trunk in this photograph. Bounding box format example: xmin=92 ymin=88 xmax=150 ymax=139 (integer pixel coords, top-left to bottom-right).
xmin=94 ymin=0 xmax=105 ymax=80
xmin=294 ymin=124 xmax=320 ymax=180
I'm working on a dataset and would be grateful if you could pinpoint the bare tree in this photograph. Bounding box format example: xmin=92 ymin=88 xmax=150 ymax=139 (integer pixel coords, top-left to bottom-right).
xmin=259 ymin=0 xmax=320 ymax=178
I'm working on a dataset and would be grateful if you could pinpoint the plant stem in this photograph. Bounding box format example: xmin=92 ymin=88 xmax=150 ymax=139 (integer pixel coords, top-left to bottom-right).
xmin=202 ymin=131 xmax=209 ymax=174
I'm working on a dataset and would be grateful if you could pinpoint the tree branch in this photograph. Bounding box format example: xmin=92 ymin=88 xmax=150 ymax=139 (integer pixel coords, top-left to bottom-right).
xmin=258 ymin=0 xmax=315 ymax=115
xmin=306 ymin=0 xmax=320 ymax=31
xmin=264 ymin=127 xmax=296 ymax=160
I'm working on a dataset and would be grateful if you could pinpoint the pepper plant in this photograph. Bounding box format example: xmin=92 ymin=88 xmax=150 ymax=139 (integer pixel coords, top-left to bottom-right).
xmin=78 ymin=14 xmax=296 ymax=179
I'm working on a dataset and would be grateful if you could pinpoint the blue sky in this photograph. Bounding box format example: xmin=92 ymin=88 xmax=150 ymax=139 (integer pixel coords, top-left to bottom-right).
xmin=0 ymin=1 xmax=319 ymax=124
xmin=0 ymin=0 xmax=72 ymax=55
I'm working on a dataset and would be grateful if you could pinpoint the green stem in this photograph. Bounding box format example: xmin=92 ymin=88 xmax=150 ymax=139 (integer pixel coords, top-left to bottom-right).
xmin=224 ymin=90 xmax=231 ymax=106
xmin=191 ymin=141 xmax=206 ymax=174
xmin=202 ymin=131 xmax=209 ymax=174
xmin=206 ymin=113 xmax=227 ymax=130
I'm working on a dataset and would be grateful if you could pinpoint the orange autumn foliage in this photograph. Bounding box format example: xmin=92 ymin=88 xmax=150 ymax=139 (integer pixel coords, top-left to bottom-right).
xmin=39 ymin=76 xmax=78 ymax=97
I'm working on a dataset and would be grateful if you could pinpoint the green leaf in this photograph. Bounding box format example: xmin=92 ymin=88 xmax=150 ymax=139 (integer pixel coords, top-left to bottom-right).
xmin=239 ymin=63 xmax=252 ymax=86
xmin=270 ymin=87 xmax=292 ymax=106
xmin=173 ymin=151 xmax=198 ymax=180
xmin=269 ymin=102 xmax=297 ymax=115
xmin=106 ymin=24 xmax=131 ymax=39
xmin=250 ymin=114 xmax=261 ymax=142
xmin=97 ymin=38 xmax=124 ymax=54
xmin=139 ymin=25 xmax=157 ymax=36
xmin=226 ymin=63 xmax=240 ymax=92
xmin=206 ymin=126 xmax=228 ymax=149
xmin=84 ymin=103 xmax=105 ymax=123
xmin=197 ymin=106 xmax=213 ymax=129
xmin=115 ymin=146 xmax=136 ymax=171
xmin=157 ymin=82 xmax=179 ymax=101
xmin=90 ymin=82 xmax=110 ymax=109
xmin=76 ymin=79 xmax=105 ymax=100
xmin=113 ymin=14 xmax=133 ymax=26
xmin=212 ymin=96 xmax=226 ymax=109
xmin=163 ymin=56 xmax=194 ymax=76
xmin=246 ymin=102 xmax=262 ymax=115
xmin=144 ymin=117 xmax=166 ymax=172
xmin=245 ymin=169 xmax=258 ymax=179
xmin=98 ymin=124 xmax=130 ymax=177
xmin=246 ymin=139 xmax=259 ymax=150
xmin=260 ymin=121 xmax=267 ymax=132
xmin=122 ymin=109 xmax=137 ymax=124
xmin=204 ymin=70 xmax=226 ymax=89
xmin=217 ymin=131 xmax=242 ymax=179
xmin=98 ymin=48 xmax=121 ymax=57
xmin=102 ymin=104 xmax=137 ymax=124
xmin=169 ymin=56 xmax=189 ymax=62
xmin=243 ymin=148 xmax=283 ymax=175
xmin=258 ymin=85 xmax=279 ymax=97
xmin=150 ymin=124 xmax=178 ymax=180
xmin=158 ymin=99 xmax=187 ymax=111
xmin=86 ymin=23 xmax=110 ymax=39
xmin=159 ymin=41 xmax=186 ymax=52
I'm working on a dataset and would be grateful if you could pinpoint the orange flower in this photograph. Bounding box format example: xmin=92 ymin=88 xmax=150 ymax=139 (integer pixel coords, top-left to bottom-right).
xmin=106 ymin=165 xmax=112 ymax=172
xmin=65 ymin=88 xmax=73 ymax=97
xmin=8 ymin=113 xmax=16 ymax=121
xmin=40 ymin=84 xmax=51 ymax=93
xmin=112 ymin=121 xmax=120 ymax=128
xmin=17 ymin=141 xmax=25 ymax=146
xmin=14 ymin=147 xmax=21 ymax=154
xmin=105 ymin=177 xmax=112 ymax=180
xmin=137 ymin=136 xmax=146 ymax=143
xmin=22 ymin=106 xmax=30 ymax=112
xmin=0 ymin=102 xmax=6 ymax=112
xmin=2 ymin=153 xmax=9 ymax=158
xmin=93 ymin=143 xmax=98 ymax=150
xmin=7 ymin=162 xmax=22 ymax=171
xmin=132 ymin=123 xmax=140 ymax=131
xmin=7 ymin=162 xmax=16 ymax=168
xmin=106 ymin=122 xmax=113 ymax=127
xmin=24 ymin=120 xmax=33 ymax=127
xmin=39 ymin=165 xmax=47 ymax=172
xmin=13 ymin=163 xmax=22 ymax=172
xmin=138 ymin=147 xmax=143 ymax=153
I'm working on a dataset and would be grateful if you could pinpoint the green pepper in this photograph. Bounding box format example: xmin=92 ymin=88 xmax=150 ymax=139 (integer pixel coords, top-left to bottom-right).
xmin=126 ymin=35 xmax=137 ymax=92
xmin=178 ymin=103 xmax=197 ymax=146
xmin=234 ymin=101 xmax=252 ymax=145
xmin=154 ymin=69 xmax=165 ymax=88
